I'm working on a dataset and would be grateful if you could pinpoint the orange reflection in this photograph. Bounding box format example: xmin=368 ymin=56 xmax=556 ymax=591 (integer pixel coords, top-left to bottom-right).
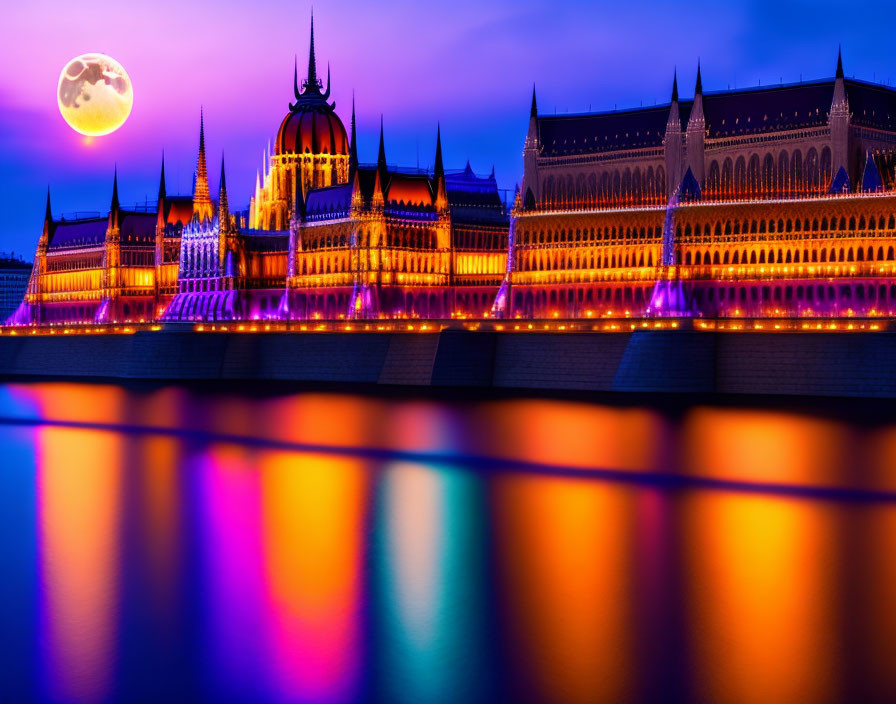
xmin=683 ymin=407 xmax=851 ymax=488
xmin=38 ymin=427 xmax=122 ymax=703
xmin=260 ymin=452 xmax=366 ymax=702
xmin=21 ymin=382 xmax=128 ymax=427
xmin=494 ymin=474 xmax=634 ymax=704
xmin=860 ymin=505 xmax=896 ymax=699
xmin=477 ymin=399 xmax=666 ymax=472
xmin=683 ymin=492 xmax=839 ymax=703
xmin=138 ymin=435 xmax=181 ymax=624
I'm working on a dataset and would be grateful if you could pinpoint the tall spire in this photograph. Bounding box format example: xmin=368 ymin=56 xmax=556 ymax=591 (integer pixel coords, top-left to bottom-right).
xmin=434 ymin=123 xmax=444 ymax=181
xmin=836 ymin=45 xmax=844 ymax=79
xmin=377 ymin=115 xmax=387 ymax=186
xmin=44 ymin=186 xmax=53 ymax=223
xmin=434 ymin=125 xmax=448 ymax=212
xmin=109 ymin=165 xmax=121 ymax=229
xmin=218 ymin=153 xmax=230 ymax=228
xmin=695 ymin=60 xmax=703 ymax=95
xmin=671 ymin=68 xmax=679 ymax=102
xmin=193 ymin=109 xmax=213 ymax=220
xmin=158 ymin=152 xmax=166 ymax=202
xmin=293 ymin=54 xmax=300 ymax=100
xmin=306 ymin=11 xmax=318 ymax=91
xmin=530 ymin=84 xmax=538 ymax=118
xmin=348 ymin=93 xmax=358 ymax=179
xmin=111 ymin=165 xmax=120 ymax=212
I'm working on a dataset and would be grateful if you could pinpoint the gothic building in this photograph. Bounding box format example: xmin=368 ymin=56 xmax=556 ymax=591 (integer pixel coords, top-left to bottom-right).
xmin=9 ymin=17 xmax=509 ymax=326
xmin=499 ymin=51 xmax=896 ymax=320
xmin=249 ymin=17 xmax=350 ymax=231
xmin=521 ymin=51 xmax=896 ymax=209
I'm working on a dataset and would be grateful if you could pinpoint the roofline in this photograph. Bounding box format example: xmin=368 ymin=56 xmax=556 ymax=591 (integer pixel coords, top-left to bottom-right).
xmin=537 ymin=75 xmax=896 ymax=122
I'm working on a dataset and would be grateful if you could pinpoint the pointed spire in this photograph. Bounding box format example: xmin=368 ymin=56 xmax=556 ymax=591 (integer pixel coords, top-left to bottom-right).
xmin=158 ymin=152 xmax=166 ymax=202
xmin=377 ymin=115 xmax=387 ymax=186
xmin=695 ymin=60 xmax=703 ymax=95
xmin=218 ymin=153 xmax=230 ymax=228
xmin=193 ymin=109 xmax=213 ymax=220
xmin=348 ymin=93 xmax=358 ymax=179
xmin=434 ymin=123 xmax=444 ymax=181
xmin=671 ymin=68 xmax=679 ymax=102
xmin=293 ymin=54 xmax=300 ymax=100
xmin=530 ymin=84 xmax=538 ymax=118
xmin=109 ymin=165 xmax=121 ymax=229
xmin=306 ymin=11 xmax=318 ymax=91
xmin=111 ymin=165 xmax=120 ymax=212
xmin=836 ymin=45 xmax=844 ymax=79
xmin=44 ymin=186 xmax=53 ymax=224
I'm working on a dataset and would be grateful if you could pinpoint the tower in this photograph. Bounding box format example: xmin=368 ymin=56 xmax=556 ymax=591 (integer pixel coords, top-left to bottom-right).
xmin=254 ymin=14 xmax=349 ymax=230
xmin=686 ymin=62 xmax=706 ymax=188
xmin=521 ymin=86 xmax=540 ymax=208
xmin=193 ymin=110 xmax=214 ymax=221
xmin=154 ymin=154 xmax=167 ymax=300
xmin=664 ymin=70 xmax=684 ymax=196
xmin=98 ymin=167 xmax=122 ymax=322
xmin=829 ymin=47 xmax=851 ymax=188
xmin=349 ymin=96 xmax=359 ymax=182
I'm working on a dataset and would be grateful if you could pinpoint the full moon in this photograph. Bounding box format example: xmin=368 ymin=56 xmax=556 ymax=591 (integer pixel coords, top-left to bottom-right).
xmin=57 ymin=53 xmax=133 ymax=137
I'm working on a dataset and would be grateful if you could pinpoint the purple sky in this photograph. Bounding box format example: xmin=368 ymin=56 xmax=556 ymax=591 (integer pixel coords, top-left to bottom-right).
xmin=1 ymin=0 xmax=894 ymax=256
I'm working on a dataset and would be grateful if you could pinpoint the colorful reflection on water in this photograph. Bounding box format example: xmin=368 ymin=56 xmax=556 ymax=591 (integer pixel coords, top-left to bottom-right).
xmin=2 ymin=381 xmax=896 ymax=702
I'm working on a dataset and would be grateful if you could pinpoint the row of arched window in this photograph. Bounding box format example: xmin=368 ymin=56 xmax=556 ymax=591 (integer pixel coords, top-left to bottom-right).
xmin=705 ymin=147 xmax=833 ymax=198
xmin=519 ymin=225 xmax=662 ymax=245
xmin=684 ymin=244 xmax=896 ymax=266
xmin=542 ymin=167 xmax=667 ymax=207
xmin=682 ymin=213 xmax=896 ymax=238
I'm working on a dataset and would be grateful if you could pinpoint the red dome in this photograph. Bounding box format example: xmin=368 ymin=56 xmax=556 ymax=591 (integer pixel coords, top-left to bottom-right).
xmin=276 ymin=108 xmax=348 ymax=156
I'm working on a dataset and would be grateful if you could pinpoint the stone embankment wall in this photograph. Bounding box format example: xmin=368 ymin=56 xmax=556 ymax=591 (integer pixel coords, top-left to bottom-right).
xmin=0 ymin=329 xmax=894 ymax=398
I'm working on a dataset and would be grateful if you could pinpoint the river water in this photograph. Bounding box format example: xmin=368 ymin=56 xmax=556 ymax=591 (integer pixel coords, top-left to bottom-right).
xmin=1 ymin=381 xmax=896 ymax=703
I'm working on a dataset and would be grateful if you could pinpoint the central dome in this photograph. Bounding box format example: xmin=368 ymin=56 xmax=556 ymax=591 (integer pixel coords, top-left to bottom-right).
xmin=274 ymin=15 xmax=347 ymax=158
xmin=276 ymin=107 xmax=347 ymax=156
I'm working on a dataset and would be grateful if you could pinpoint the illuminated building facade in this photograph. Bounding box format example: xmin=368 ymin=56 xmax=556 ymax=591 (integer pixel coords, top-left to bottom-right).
xmin=496 ymin=52 xmax=896 ymax=319
xmin=6 ymin=16 xmax=507 ymax=326
xmin=285 ymin=120 xmax=508 ymax=320
xmin=249 ymin=16 xmax=350 ymax=232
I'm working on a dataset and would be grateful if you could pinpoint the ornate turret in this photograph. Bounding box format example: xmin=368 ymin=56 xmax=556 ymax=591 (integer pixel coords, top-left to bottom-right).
xmin=434 ymin=124 xmax=448 ymax=212
xmin=830 ymin=46 xmax=851 ymax=185
xmin=372 ymin=121 xmax=386 ymax=210
xmin=686 ymin=61 xmax=706 ymax=187
xmin=521 ymin=85 xmax=540 ymax=208
xmin=664 ymin=69 xmax=684 ymax=196
xmin=218 ymin=154 xmax=230 ymax=231
xmin=193 ymin=110 xmax=214 ymax=221
xmin=377 ymin=116 xmax=388 ymax=190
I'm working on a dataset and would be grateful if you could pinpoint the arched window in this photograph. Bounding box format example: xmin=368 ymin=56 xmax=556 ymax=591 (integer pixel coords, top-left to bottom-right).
xmin=748 ymin=154 xmax=761 ymax=194
xmin=762 ymin=153 xmax=775 ymax=195
xmin=806 ymin=148 xmax=819 ymax=191
xmin=722 ymin=158 xmax=734 ymax=195
xmin=778 ymin=151 xmax=789 ymax=195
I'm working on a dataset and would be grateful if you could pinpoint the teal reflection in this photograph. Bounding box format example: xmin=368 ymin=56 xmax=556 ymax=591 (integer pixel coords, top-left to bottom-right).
xmin=372 ymin=462 xmax=491 ymax=703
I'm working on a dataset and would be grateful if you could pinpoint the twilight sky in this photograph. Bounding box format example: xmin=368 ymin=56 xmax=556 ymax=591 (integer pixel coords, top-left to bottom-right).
xmin=1 ymin=0 xmax=894 ymax=256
